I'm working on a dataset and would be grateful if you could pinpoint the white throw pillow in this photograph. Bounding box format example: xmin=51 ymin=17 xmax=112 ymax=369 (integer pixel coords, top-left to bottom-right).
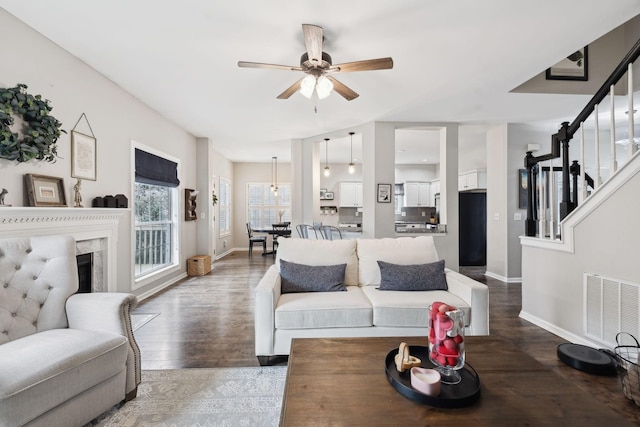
xmin=276 ymin=238 xmax=358 ymax=286
xmin=357 ymin=236 xmax=440 ymax=286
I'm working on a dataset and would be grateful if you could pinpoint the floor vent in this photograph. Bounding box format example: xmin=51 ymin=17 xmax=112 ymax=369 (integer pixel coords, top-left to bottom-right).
xmin=584 ymin=273 xmax=640 ymax=348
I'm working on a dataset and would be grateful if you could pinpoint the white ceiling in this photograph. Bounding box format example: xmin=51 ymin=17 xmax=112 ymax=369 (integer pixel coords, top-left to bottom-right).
xmin=1 ymin=1 xmax=639 ymax=163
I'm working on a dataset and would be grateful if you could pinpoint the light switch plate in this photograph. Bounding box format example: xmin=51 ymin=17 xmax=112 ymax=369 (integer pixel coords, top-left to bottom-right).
xmin=514 ymin=212 xmax=522 ymax=220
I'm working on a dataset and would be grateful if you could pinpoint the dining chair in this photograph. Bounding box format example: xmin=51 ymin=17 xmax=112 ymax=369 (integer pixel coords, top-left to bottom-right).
xmin=271 ymin=223 xmax=291 ymax=254
xmin=321 ymin=225 xmax=343 ymax=240
xmin=296 ymin=224 xmax=313 ymax=238
xmin=246 ymin=223 xmax=267 ymax=256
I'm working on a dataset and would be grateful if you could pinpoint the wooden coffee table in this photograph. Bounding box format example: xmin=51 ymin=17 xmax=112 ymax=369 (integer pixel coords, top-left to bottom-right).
xmin=280 ymin=336 xmax=634 ymax=426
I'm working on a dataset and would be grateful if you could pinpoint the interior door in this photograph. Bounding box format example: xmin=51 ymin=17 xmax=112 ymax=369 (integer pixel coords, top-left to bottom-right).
xmin=459 ymin=192 xmax=486 ymax=266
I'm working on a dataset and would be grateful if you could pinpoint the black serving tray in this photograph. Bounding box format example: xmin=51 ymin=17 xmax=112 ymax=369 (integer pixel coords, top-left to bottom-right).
xmin=385 ymin=345 xmax=481 ymax=408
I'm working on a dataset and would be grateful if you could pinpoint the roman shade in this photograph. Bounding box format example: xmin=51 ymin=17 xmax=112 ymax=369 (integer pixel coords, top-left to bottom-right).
xmin=135 ymin=148 xmax=180 ymax=187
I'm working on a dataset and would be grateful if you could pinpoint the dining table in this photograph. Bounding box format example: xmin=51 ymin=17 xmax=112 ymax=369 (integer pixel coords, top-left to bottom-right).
xmin=253 ymin=224 xmax=292 ymax=256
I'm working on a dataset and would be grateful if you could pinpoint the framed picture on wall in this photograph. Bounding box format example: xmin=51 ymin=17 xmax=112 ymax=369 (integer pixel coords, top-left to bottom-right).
xmin=377 ymin=183 xmax=392 ymax=203
xmin=71 ymin=131 xmax=97 ymax=181
xmin=546 ymin=47 xmax=588 ymax=81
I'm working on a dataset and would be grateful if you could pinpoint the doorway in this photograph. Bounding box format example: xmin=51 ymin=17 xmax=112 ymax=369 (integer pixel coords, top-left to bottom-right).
xmin=459 ymin=192 xmax=486 ymax=266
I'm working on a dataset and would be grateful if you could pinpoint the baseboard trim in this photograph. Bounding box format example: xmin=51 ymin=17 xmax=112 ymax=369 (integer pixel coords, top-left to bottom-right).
xmin=136 ymin=272 xmax=188 ymax=301
xmin=484 ymin=271 xmax=521 ymax=283
xmin=518 ymin=310 xmax=601 ymax=348
xmin=215 ymin=248 xmax=235 ymax=259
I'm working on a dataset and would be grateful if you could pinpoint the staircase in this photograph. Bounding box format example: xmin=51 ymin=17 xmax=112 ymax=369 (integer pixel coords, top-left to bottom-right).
xmin=524 ymin=37 xmax=640 ymax=240
xmin=519 ymin=37 xmax=640 ymax=349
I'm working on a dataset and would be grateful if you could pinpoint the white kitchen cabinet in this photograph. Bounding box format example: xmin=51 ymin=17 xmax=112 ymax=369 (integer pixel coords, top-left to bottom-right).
xmin=404 ymin=182 xmax=430 ymax=206
xmin=340 ymin=182 xmax=363 ymax=207
xmin=458 ymin=170 xmax=487 ymax=191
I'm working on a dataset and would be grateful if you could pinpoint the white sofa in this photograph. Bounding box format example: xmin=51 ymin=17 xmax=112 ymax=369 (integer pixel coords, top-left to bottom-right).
xmin=255 ymin=236 xmax=489 ymax=364
xmin=0 ymin=235 xmax=141 ymax=427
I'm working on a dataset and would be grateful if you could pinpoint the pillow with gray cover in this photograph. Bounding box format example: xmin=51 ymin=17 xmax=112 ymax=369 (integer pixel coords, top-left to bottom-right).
xmin=280 ymin=259 xmax=347 ymax=293
xmin=377 ymin=259 xmax=447 ymax=291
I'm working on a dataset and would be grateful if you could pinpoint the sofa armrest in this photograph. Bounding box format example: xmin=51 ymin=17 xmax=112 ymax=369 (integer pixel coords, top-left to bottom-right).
xmin=66 ymin=292 xmax=141 ymax=396
xmin=444 ymin=269 xmax=489 ymax=335
xmin=255 ymin=265 xmax=281 ymax=356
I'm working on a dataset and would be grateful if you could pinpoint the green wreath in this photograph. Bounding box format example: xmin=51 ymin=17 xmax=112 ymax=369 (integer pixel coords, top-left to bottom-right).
xmin=0 ymin=84 xmax=65 ymax=162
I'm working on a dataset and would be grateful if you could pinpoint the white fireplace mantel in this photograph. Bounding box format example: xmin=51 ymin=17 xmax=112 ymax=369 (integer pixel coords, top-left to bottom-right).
xmin=0 ymin=207 xmax=127 ymax=292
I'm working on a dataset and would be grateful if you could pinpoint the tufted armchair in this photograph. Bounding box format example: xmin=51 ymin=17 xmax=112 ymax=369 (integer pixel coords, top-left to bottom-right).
xmin=0 ymin=235 xmax=141 ymax=427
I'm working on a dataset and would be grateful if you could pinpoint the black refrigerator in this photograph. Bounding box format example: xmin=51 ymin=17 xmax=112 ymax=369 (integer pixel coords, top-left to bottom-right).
xmin=459 ymin=192 xmax=486 ymax=266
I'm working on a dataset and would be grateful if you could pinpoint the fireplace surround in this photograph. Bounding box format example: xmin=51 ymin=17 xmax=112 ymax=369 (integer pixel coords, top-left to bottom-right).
xmin=0 ymin=207 xmax=125 ymax=292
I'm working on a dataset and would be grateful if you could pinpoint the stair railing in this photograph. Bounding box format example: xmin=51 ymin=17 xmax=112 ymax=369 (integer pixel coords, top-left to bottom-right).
xmin=525 ymin=37 xmax=640 ymax=238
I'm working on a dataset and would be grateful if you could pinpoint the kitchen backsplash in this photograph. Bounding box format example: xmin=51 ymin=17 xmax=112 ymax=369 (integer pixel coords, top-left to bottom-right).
xmin=396 ymin=206 xmax=436 ymax=223
xmin=339 ymin=207 xmax=363 ymax=225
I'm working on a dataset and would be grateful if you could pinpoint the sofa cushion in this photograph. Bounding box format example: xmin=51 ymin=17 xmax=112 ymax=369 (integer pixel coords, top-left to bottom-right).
xmin=357 ymin=236 xmax=440 ymax=286
xmin=280 ymin=260 xmax=347 ymax=293
xmin=276 ymin=286 xmax=372 ymax=329
xmin=361 ymin=286 xmax=470 ymax=328
xmin=0 ymin=328 xmax=128 ymax=427
xmin=378 ymin=260 xmax=447 ymax=291
xmin=276 ymin=238 xmax=358 ymax=286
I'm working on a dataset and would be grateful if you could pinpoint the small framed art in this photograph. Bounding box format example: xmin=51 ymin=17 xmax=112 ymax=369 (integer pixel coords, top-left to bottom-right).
xmin=71 ymin=131 xmax=97 ymax=181
xmin=546 ymin=47 xmax=588 ymax=81
xmin=25 ymin=174 xmax=67 ymax=207
xmin=377 ymin=183 xmax=392 ymax=203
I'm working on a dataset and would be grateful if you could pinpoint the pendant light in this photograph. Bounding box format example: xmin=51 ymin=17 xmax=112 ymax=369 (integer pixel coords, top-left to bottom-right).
xmin=270 ymin=157 xmax=275 ymax=192
xmin=348 ymin=132 xmax=355 ymax=174
xmin=323 ymin=138 xmax=331 ymax=177
xmin=272 ymin=156 xmax=278 ymax=197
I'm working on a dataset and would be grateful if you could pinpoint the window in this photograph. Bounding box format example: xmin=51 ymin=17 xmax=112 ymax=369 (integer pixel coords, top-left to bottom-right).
xmin=248 ymin=182 xmax=291 ymax=228
xmin=134 ymin=147 xmax=179 ymax=278
xmin=219 ymin=178 xmax=231 ymax=236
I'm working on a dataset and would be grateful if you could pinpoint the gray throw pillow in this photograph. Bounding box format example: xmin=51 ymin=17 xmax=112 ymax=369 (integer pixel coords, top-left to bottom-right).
xmin=280 ymin=260 xmax=347 ymax=293
xmin=377 ymin=259 xmax=448 ymax=291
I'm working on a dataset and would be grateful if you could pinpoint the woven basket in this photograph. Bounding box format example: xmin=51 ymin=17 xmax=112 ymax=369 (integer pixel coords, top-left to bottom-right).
xmin=187 ymin=255 xmax=211 ymax=276
xmin=614 ymin=332 xmax=640 ymax=406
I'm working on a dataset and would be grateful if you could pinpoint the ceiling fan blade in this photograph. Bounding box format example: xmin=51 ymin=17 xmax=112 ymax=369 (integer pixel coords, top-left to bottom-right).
xmin=302 ymin=24 xmax=323 ymax=65
xmin=276 ymin=77 xmax=305 ymax=99
xmin=238 ymin=61 xmax=302 ymax=71
xmin=330 ymin=57 xmax=394 ymax=72
xmin=326 ymin=76 xmax=359 ymax=101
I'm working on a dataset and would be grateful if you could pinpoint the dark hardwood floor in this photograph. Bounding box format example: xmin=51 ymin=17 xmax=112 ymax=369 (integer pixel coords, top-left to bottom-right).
xmin=133 ymin=254 xmax=640 ymax=423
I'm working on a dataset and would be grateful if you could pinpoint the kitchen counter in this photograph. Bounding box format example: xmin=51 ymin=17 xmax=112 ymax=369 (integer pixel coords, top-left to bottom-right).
xmin=395 ymin=222 xmax=446 ymax=234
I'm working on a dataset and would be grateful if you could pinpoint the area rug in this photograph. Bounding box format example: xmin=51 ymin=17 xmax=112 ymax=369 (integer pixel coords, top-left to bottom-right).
xmin=130 ymin=313 xmax=159 ymax=331
xmin=92 ymin=367 xmax=287 ymax=426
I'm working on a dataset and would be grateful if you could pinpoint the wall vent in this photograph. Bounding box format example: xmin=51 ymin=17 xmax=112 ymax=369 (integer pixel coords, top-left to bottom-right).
xmin=584 ymin=273 xmax=640 ymax=348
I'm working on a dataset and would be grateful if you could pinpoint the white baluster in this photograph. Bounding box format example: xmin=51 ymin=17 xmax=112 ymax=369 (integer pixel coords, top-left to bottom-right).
xmin=580 ymin=122 xmax=586 ymax=202
xmin=594 ymin=104 xmax=601 ymax=189
xmin=549 ymin=158 xmax=556 ymax=239
xmin=539 ymin=164 xmax=547 ymax=238
xmin=629 ymin=63 xmax=636 ymax=157
xmin=610 ymin=85 xmax=618 ymax=174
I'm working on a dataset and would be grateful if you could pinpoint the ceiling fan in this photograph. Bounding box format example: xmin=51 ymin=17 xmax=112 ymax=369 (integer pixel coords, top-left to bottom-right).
xmin=238 ymin=24 xmax=393 ymax=101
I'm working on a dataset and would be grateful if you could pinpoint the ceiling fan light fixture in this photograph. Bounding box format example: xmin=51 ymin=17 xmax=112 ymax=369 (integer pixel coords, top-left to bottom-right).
xmin=316 ymin=75 xmax=334 ymax=99
xmin=300 ymin=75 xmax=316 ymax=98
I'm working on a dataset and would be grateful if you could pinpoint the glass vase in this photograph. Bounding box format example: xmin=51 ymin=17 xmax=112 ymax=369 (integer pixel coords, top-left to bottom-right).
xmin=428 ymin=304 xmax=465 ymax=384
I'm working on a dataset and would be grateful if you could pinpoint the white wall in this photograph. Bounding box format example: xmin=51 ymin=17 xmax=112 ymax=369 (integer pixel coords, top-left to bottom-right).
xmin=0 ymin=10 xmax=197 ymax=296
xmin=486 ymin=125 xmax=508 ymax=280
xmin=521 ymin=155 xmax=640 ymax=345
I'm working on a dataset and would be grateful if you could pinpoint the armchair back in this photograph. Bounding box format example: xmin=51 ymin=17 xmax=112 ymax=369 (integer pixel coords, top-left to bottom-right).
xmin=0 ymin=235 xmax=78 ymax=344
